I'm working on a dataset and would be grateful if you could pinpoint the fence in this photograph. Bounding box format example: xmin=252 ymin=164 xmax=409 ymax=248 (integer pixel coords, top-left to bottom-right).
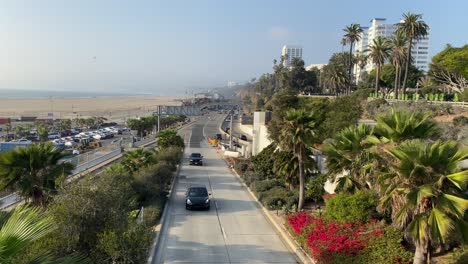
xmin=0 ymin=147 xmax=123 ymax=210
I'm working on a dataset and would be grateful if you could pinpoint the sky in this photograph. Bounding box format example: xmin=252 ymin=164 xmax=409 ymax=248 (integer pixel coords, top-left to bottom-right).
xmin=0 ymin=0 xmax=466 ymax=95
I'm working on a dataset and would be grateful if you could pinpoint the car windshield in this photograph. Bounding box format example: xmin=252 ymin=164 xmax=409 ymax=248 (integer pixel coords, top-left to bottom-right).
xmin=188 ymin=188 xmax=208 ymax=197
xmin=191 ymin=153 xmax=201 ymax=158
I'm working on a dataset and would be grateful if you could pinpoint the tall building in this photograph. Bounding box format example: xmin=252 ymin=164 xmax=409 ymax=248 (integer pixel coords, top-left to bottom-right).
xmin=354 ymin=18 xmax=430 ymax=81
xmin=281 ymin=45 xmax=302 ymax=67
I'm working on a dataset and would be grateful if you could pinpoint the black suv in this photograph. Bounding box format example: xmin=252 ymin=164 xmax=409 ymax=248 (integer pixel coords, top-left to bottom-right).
xmin=189 ymin=153 xmax=203 ymax=166
xmin=185 ymin=186 xmax=211 ymax=210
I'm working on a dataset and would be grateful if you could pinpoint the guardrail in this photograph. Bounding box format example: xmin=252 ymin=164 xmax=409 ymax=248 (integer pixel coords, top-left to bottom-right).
xmin=0 ymin=147 xmax=123 ymax=210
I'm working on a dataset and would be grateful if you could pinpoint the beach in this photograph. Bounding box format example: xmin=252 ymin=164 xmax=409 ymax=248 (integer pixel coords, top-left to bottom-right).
xmin=0 ymin=96 xmax=184 ymax=123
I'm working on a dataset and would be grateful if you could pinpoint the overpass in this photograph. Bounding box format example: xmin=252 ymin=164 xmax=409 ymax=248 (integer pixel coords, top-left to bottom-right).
xmin=154 ymin=102 xmax=236 ymax=116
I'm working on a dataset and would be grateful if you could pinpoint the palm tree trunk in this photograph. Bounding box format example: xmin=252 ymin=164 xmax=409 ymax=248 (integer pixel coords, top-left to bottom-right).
xmin=402 ymin=37 xmax=413 ymax=92
xmin=298 ymin=150 xmax=305 ymax=211
xmin=348 ymin=43 xmax=354 ymax=94
xmin=375 ymin=66 xmax=380 ymax=94
xmin=413 ymin=243 xmax=428 ymax=264
xmin=394 ymin=65 xmax=399 ymax=99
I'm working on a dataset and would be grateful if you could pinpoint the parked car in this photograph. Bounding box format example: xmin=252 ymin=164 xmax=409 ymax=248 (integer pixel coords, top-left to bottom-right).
xmin=16 ymin=138 xmax=32 ymax=143
xmin=189 ymin=153 xmax=203 ymax=166
xmin=185 ymin=186 xmax=211 ymax=210
xmin=48 ymin=132 xmax=61 ymax=139
xmin=239 ymin=134 xmax=248 ymax=141
xmin=215 ymin=134 xmax=223 ymax=140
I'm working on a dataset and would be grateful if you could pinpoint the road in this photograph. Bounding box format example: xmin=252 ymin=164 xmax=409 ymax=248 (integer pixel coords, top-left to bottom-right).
xmin=152 ymin=114 xmax=296 ymax=264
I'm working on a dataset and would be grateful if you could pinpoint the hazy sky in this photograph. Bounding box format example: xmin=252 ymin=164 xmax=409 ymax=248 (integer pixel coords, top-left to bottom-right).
xmin=0 ymin=0 xmax=466 ymax=95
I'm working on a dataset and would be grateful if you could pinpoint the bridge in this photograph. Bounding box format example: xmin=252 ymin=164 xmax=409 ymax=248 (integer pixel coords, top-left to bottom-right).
xmin=154 ymin=102 xmax=236 ymax=116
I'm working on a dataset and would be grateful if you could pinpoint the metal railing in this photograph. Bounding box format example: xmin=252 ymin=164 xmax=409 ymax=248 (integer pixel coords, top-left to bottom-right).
xmin=0 ymin=147 xmax=123 ymax=210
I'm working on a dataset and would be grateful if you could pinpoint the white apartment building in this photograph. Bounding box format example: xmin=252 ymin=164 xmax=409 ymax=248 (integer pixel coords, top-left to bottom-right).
xmin=354 ymin=18 xmax=430 ymax=82
xmin=305 ymin=64 xmax=327 ymax=71
xmin=281 ymin=45 xmax=303 ymax=67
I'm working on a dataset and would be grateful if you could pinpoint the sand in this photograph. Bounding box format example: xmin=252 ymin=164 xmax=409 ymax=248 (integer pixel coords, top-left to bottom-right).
xmin=0 ymin=96 xmax=185 ymax=123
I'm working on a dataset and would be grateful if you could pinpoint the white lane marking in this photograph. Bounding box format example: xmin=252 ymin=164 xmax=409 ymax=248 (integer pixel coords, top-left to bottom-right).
xmin=221 ymin=227 xmax=227 ymax=239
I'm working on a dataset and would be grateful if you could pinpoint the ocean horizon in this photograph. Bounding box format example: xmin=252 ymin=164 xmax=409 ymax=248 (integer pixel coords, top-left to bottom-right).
xmin=0 ymin=89 xmax=160 ymax=99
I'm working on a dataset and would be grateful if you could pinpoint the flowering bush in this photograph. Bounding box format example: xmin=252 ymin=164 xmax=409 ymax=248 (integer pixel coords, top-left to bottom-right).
xmin=286 ymin=213 xmax=412 ymax=263
xmin=287 ymin=212 xmax=313 ymax=234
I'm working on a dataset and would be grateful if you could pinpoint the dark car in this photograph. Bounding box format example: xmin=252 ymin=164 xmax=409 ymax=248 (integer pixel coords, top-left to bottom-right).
xmin=189 ymin=153 xmax=203 ymax=166
xmin=215 ymin=134 xmax=223 ymax=140
xmin=239 ymin=134 xmax=247 ymax=141
xmin=185 ymin=186 xmax=211 ymax=210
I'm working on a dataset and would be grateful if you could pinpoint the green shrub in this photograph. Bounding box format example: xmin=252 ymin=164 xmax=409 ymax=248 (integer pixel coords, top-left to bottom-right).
xmin=143 ymin=203 xmax=164 ymax=227
xmin=461 ymin=89 xmax=468 ymax=102
xmin=233 ymin=160 xmax=251 ymax=175
xmin=325 ymin=190 xmax=379 ymax=223
xmin=354 ymin=227 xmax=413 ymax=264
xmin=257 ymin=186 xmax=290 ymax=210
xmin=453 ymin=116 xmax=468 ymax=127
xmin=97 ymin=225 xmax=152 ymax=264
xmin=251 ymin=144 xmax=276 ymax=179
xmin=251 ymin=179 xmax=282 ymax=193
xmin=365 ymin=98 xmax=387 ymax=117
xmin=305 ymin=174 xmax=327 ymax=203
xmin=351 ymin=88 xmax=373 ymax=100
xmin=242 ymin=170 xmax=265 ymax=186
xmin=454 ymin=93 xmax=459 ymax=102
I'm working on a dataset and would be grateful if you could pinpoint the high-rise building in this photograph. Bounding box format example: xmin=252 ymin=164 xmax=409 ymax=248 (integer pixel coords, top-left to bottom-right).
xmin=281 ymin=45 xmax=303 ymax=67
xmin=354 ymin=18 xmax=430 ymax=82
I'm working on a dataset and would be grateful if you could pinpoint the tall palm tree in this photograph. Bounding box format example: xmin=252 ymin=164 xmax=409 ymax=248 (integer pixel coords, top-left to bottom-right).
xmin=278 ymin=109 xmax=316 ymax=210
xmin=0 ymin=143 xmax=74 ymax=206
xmin=389 ymin=31 xmax=408 ymax=99
xmin=380 ymin=140 xmax=468 ymax=264
xmin=322 ymin=124 xmax=375 ymax=192
xmin=368 ymin=37 xmax=391 ymax=94
xmin=396 ymin=12 xmax=429 ymax=91
xmin=321 ymin=64 xmax=347 ymax=95
xmin=343 ymin=24 xmax=364 ymax=91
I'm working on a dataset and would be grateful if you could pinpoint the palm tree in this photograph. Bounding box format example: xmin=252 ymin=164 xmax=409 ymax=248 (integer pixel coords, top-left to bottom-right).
xmin=321 ymin=64 xmax=347 ymax=95
xmin=396 ymin=12 xmax=429 ymax=91
xmin=273 ymin=150 xmax=315 ymax=191
xmin=0 ymin=205 xmax=87 ymax=263
xmin=368 ymin=37 xmax=391 ymax=94
xmin=370 ymin=108 xmax=439 ymax=143
xmin=389 ymin=31 xmax=408 ymax=99
xmin=322 ymin=124 xmax=375 ymax=192
xmin=343 ymin=23 xmax=364 ymax=91
xmin=121 ymin=148 xmax=155 ymax=174
xmin=355 ymin=52 xmax=368 ymax=83
xmin=380 ymin=140 xmax=468 ymax=264
xmin=0 ymin=143 xmax=74 ymax=206
xmin=278 ymin=109 xmax=316 ymax=210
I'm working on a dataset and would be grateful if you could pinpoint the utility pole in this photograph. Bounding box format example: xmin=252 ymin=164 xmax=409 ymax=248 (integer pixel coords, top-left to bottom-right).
xmin=157 ymin=105 xmax=161 ymax=132
xmin=229 ymin=112 xmax=233 ymax=149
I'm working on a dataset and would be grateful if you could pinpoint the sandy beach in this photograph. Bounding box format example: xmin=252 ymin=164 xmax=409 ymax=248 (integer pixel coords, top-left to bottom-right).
xmin=0 ymin=96 xmax=184 ymax=123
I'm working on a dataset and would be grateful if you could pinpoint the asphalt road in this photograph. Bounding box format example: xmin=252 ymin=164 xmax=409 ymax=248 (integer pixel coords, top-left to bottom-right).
xmin=152 ymin=114 xmax=296 ymax=264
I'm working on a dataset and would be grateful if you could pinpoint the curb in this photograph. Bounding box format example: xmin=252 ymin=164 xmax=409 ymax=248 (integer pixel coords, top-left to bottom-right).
xmin=229 ymin=168 xmax=316 ymax=264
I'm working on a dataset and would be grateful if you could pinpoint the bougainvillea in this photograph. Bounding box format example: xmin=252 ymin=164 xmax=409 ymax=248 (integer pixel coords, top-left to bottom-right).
xmin=287 ymin=212 xmax=313 ymax=234
xmin=286 ymin=212 xmax=386 ymax=263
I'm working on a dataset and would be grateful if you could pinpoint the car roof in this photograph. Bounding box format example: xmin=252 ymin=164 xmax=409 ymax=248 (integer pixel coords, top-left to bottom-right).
xmin=187 ymin=185 xmax=207 ymax=190
xmin=190 ymin=152 xmax=201 ymax=155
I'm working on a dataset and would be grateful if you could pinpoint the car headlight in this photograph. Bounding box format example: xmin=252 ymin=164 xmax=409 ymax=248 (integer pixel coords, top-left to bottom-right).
xmin=186 ymin=199 xmax=192 ymax=205
xmin=190 ymin=159 xmax=193 ymax=162
xmin=205 ymin=198 xmax=210 ymax=204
